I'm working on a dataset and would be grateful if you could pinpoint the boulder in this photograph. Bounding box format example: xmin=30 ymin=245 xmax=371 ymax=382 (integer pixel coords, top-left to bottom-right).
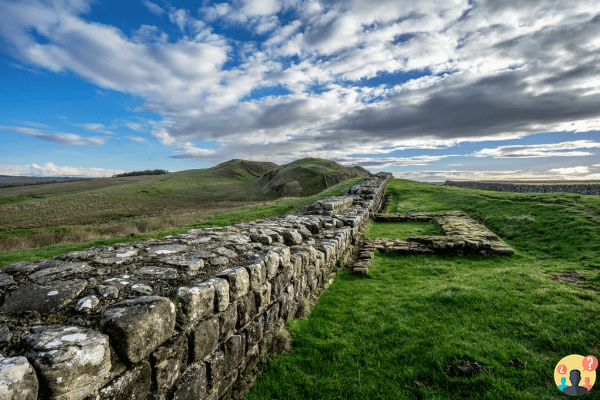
xmin=0 ymin=280 xmax=87 ymax=316
xmin=150 ymin=335 xmax=188 ymax=392
xmin=93 ymin=361 xmax=151 ymax=400
xmin=190 ymin=317 xmax=219 ymax=362
xmin=216 ymin=267 xmax=249 ymax=301
xmin=24 ymin=325 xmax=110 ymax=400
xmin=170 ymin=362 xmax=207 ymax=400
xmin=0 ymin=356 xmax=38 ymax=400
xmin=174 ymin=283 xmax=214 ymax=324
xmin=100 ymin=296 xmax=176 ymax=364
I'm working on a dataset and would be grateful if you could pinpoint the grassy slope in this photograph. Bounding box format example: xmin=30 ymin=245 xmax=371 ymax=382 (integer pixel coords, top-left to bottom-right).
xmin=255 ymin=158 xmax=371 ymax=197
xmin=243 ymin=179 xmax=600 ymax=400
xmin=0 ymin=177 xmax=365 ymax=268
xmin=0 ymin=160 xmax=279 ymax=231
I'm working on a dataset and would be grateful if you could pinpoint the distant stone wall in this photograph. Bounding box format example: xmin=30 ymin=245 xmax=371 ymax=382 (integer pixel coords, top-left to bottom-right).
xmin=444 ymin=181 xmax=600 ymax=195
xmin=0 ymin=174 xmax=392 ymax=400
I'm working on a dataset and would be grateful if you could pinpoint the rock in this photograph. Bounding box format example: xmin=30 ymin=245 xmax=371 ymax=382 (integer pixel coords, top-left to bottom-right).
xmin=209 ymin=257 xmax=229 ymax=267
xmin=283 ymin=229 xmax=303 ymax=246
xmin=0 ymin=326 xmax=10 ymax=344
xmin=237 ymin=292 xmax=258 ymax=328
xmin=245 ymin=315 xmax=264 ymax=350
xmin=190 ymin=317 xmax=219 ymax=362
xmin=74 ymin=296 xmax=99 ymax=312
xmin=243 ymin=261 xmax=265 ymax=290
xmin=24 ymin=325 xmax=110 ymax=400
xmin=0 ymin=356 xmax=38 ymax=400
xmin=258 ymin=235 xmax=272 ymax=245
xmin=27 ymin=262 xmax=93 ymax=284
xmin=223 ymin=334 xmax=245 ymax=373
xmin=262 ymin=250 xmax=279 ymax=279
xmin=174 ymin=283 xmax=214 ymax=325
xmin=101 ymin=275 xmax=136 ymax=289
xmin=204 ymin=278 xmax=229 ymax=312
xmin=129 ymin=283 xmax=153 ymax=295
xmin=100 ymin=296 xmax=176 ymax=364
xmin=94 ymin=361 xmax=151 ymax=400
xmin=170 ymin=362 xmax=207 ymax=400
xmin=146 ymin=245 xmax=190 ymax=255
xmin=216 ymin=267 xmax=250 ymax=301
xmin=151 ymin=335 xmax=188 ymax=392
xmin=0 ymin=273 xmax=16 ymax=288
xmin=116 ymin=249 xmax=138 ymax=258
xmin=213 ymin=247 xmax=237 ymax=258
xmin=218 ymin=303 xmax=237 ymax=342
xmin=159 ymin=256 xmax=203 ymax=272
xmin=0 ymin=279 xmax=87 ymax=316
xmin=205 ymin=350 xmax=225 ymax=389
xmin=219 ymin=368 xmax=238 ymax=398
xmin=2 ymin=261 xmax=37 ymax=275
xmin=240 ymin=344 xmax=259 ymax=376
xmin=253 ymin=282 xmax=272 ymax=313
xmin=131 ymin=266 xmax=179 ymax=280
xmin=96 ymin=285 xmax=119 ymax=299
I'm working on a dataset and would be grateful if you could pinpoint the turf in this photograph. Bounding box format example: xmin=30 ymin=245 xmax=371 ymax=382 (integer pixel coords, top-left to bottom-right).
xmin=363 ymin=221 xmax=443 ymax=240
xmin=242 ymin=179 xmax=600 ymax=400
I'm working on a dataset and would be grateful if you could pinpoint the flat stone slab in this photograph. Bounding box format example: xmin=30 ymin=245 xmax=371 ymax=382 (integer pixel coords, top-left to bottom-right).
xmin=159 ymin=256 xmax=204 ymax=272
xmin=0 ymin=273 xmax=16 ymax=287
xmin=100 ymin=296 xmax=176 ymax=364
xmin=101 ymin=275 xmax=136 ymax=289
xmin=28 ymin=262 xmax=94 ymax=284
xmin=0 ymin=280 xmax=87 ymax=316
xmin=131 ymin=266 xmax=179 ymax=280
xmin=0 ymin=356 xmax=38 ymax=400
xmin=24 ymin=325 xmax=110 ymax=400
xmin=146 ymin=245 xmax=190 ymax=255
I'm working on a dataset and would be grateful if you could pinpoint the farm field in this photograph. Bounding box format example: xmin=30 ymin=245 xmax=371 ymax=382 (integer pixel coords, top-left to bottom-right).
xmin=242 ymin=179 xmax=600 ymax=400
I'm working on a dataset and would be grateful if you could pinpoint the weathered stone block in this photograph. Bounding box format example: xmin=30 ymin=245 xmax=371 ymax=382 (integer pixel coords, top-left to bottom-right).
xmin=130 ymin=283 xmax=153 ymax=295
xmin=216 ymin=267 xmax=249 ymax=301
xmin=245 ymin=315 xmax=264 ymax=350
xmin=24 ymin=325 xmax=110 ymax=400
xmin=237 ymin=292 xmax=258 ymax=328
xmin=0 ymin=326 xmax=10 ymax=344
xmin=253 ymin=281 xmax=272 ymax=313
xmin=283 ymin=229 xmax=302 ymax=246
xmin=218 ymin=303 xmax=237 ymax=342
xmin=190 ymin=317 xmax=219 ymax=362
xmin=74 ymin=295 xmax=99 ymax=312
xmin=203 ymin=278 xmax=229 ymax=312
xmin=0 ymin=279 xmax=87 ymax=316
xmin=146 ymin=244 xmax=190 ymax=255
xmin=263 ymin=302 xmax=280 ymax=333
xmin=260 ymin=330 xmax=273 ymax=354
xmin=96 ymin=285 xmax=119 ymax=299
xmin=240 ymin=344 xmax=259 ymax=376
xmin=150 ymin=335 xmax=188 ymax=392
xmin=174 ymin=284 xmax=214 ymax=325
xmin=278 ymin=292 xmax=292 ymax=321
xmin=28 ymin=262 xmax=93 ymax=284
xmin=219 ymin=368 xmax=239 ymax=398
xmin=132 ymin=266 xmax=179 ymax=280
xmin=269 ymin=273 xmax=285 ymax=302
xmin=263 ymin=250 xmax=279 ymax=279
xmin=0 ymin=273 xmax=15 ymax=288
xmin=243 ymin=261 xmax=265 ymax=290
xmin=170 ymin=362 xmax=207 ymax=400
xmin=0 ymin=356 xmax=38 ymax=400
xmin=223 ymin=334 xmax=245 ymax=373
xmin=94 ymin=361 xmax=151 ymax=400
xmin=101 ymin=296 xmax=176 ymax=364
xmin=205 ymin=350 xmax=224 ymax=389
xmin=290 ymin=254 xmax=302 ymax=280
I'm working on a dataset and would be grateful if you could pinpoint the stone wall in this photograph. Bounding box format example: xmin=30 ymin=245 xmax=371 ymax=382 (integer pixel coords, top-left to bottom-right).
xmin=444 ymin=181 xmax=600 ymax=195
xmin=0 ymin=174 xmax=392 ymax=400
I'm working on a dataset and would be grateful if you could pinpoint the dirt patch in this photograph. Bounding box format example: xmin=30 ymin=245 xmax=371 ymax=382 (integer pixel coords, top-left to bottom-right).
xmin=444 ymin=359 xmax=491 ymax=379
xmin=551 ymin=271 xmax=598 ymax=291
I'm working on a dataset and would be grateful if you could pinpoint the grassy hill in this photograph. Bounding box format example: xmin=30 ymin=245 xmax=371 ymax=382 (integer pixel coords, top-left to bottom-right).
xmin=255 ymin=157 xmax=371 ymax=196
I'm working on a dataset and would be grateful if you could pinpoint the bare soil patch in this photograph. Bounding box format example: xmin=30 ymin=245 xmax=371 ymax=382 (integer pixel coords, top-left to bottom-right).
xmin=444 ymin=359 xmax=491 ymax=379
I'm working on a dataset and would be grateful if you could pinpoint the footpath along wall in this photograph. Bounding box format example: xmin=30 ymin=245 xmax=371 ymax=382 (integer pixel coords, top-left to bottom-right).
xmin=0 ymin=173 xmax=392 ymax=400
xmin=445 ymin=181 xmax=600 ymax=195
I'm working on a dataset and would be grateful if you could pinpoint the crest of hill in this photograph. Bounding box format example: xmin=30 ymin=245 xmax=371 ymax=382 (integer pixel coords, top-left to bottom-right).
xmin=211 ymin=159 xmax=278 ymax=178
xmin=254 ymin=157 xmax=372 ymax=197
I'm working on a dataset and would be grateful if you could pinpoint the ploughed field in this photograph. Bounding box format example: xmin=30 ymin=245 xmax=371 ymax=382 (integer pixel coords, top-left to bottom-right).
xmin=243 ymin=179 xmax=600 ymax=400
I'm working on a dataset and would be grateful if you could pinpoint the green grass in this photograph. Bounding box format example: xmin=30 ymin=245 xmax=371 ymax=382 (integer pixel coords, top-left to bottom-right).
xmin=0 ymin=177 xmax=364 ymax=268
xmin=363 ymin=221 xmax=443 ymax=240
xmin=243 ymin=179 xmax=600 ymax=400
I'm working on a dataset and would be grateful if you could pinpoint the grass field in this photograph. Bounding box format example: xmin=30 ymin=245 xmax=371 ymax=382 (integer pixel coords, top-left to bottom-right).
xmin=0 ymin=177 xmax=365 ymax=268
xmin=242 ymin=179 xmax=600 ymax=400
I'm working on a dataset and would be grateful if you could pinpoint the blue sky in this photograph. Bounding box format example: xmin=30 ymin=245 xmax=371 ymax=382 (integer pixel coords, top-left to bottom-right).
xmin=1 ymin=0 xmax=600 ymax=181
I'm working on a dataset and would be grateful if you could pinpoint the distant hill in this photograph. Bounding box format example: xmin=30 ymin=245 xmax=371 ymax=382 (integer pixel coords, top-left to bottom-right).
xmin=254 ymin=157 xmax=371 ymax=197
xmin=211 ymin=159 xmax=278 ymax=178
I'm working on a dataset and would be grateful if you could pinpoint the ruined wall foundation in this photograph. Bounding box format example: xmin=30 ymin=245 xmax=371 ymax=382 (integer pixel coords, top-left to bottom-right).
xmin=445 ymin=181 xmax=600 ymax=195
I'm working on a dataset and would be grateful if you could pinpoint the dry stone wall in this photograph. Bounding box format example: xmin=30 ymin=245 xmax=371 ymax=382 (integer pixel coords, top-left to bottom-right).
xmin=445 ymin=181 xmax=600 ymax=195
xmin=0 ymin=173 xmax=392 ymax=400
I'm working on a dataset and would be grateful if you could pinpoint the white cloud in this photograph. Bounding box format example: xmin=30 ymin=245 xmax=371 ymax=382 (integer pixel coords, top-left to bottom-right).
xmin=142 ymin=1 xmax=165 ymax=17
xmin=473 ymin=141 xmax=600 ymax=158
xmin=73 ymin=123 xmax=112 ymax=134
xmin=0 ymin=125 xmax=106 ymax=146
xmin=395 ymin=169 xmax=600 ymax=182
xmin=125 ymin=122 xmax=145 ymax=132
xmin=127 ymin=136 xmax=147 ymax=142
xmin=548 ymin=166 xmax=589 ymax=175
xmin=0 ymin=162 xmax=124 ymax=177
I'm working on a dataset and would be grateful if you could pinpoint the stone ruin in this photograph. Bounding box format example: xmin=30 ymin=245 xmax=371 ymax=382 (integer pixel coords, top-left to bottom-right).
xmin=445 ymin=181 xmax=600 ymax=195
xmin=0 ymin=174 xmax=392 ymax=400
